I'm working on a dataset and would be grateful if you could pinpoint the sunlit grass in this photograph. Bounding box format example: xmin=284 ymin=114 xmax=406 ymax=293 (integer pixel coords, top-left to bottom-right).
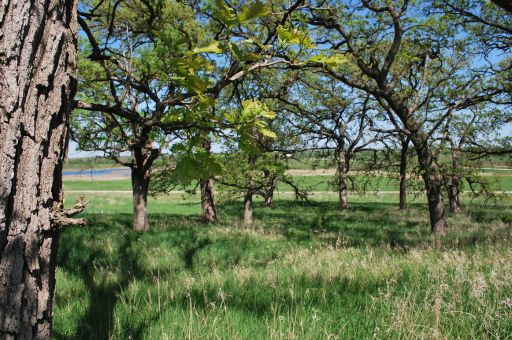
xmin=53 ymin=193 xmax=512 ymax=339
xmin=63 ymin=173 xmax=512 ymax=193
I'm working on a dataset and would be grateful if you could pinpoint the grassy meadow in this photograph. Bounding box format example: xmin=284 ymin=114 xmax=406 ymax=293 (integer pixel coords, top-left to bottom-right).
xmin=54 ymin=185 xmax=512 ymax=339
xmin=63 ymin=172 xmax=512 ymax=193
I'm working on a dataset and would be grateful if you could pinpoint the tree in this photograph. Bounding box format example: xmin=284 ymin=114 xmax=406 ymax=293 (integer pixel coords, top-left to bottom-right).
xmin=397 ymin=133 xmax=411 ymax=210
xmin=75 ymin=0 xmax=306 ymax=230
xmin=274 ymin=74 xmax=381 ymax=210
xmin=437 ymin=104 xmax=510 ymax=212
xmin=304 ymin=0 xmax=501 ymax=232
xmin=491 ymin=0 xmax=512 ymax=13
xmin=199 ymin=138 xmax=219 ymax=223
xmin=0 ymin=0 xmax=83 ymax=337
xmin=216 ymin=100 xmax=286 ymax=226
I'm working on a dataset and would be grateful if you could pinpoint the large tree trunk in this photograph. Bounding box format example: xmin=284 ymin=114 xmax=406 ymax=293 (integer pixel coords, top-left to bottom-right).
xmin=200 ymin=178 xmax=218 ymax=223
xmin=131 ymin=167 xmax=150 ymax=231
xmin=337 ymin=148 xmax=349 ymax=210
xmin=415 ymin=144 xmax=448 ymax=233
xmin=399 ymin=138 xmax=409 ymax=210
xmin=243 ymin=190 xmax=253 ymax=226
xmin=0 ymin=0 xmax=78 ymax=338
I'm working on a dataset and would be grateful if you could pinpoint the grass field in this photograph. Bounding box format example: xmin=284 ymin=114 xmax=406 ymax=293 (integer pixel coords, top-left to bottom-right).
xmin=63 ymin=173 xmax=512 ymax=193
xmin=54 ymin=191 xmax=512 ymax=339
xmin=64 ymin=157 xmax=126 ymax=170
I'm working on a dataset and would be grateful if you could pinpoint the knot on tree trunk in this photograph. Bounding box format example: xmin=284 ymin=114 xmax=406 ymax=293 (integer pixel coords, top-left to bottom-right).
xmin=50 ymin=196 xmax=88 ymax=228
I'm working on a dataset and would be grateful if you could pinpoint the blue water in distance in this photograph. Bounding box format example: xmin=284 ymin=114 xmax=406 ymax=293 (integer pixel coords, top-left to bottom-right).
xmin=63 ymin=167 xmax=130 ymax=177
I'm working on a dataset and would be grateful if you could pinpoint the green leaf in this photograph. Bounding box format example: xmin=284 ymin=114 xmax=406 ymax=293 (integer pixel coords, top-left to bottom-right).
xmin=277 ymin=25 xmax=302 ymax=44
xmin=174 ymin=156 xmax=200 ymax=185
xmin=192 ymin=42 xmax=223 ymax=54
xmin=213 ymin=0 xmax=238 ymax=28
xmin=259 ymin=128 xmax=277 ymax=138
xmin=187 ymin=76 xmax=208 ymax=94
xmin=309 ymin=53 xmax=349 ymax=67
xmin=229 ymin=42 xmax=245 ymax=61
xmin=237 ymin=1 xmax=270 ymax=23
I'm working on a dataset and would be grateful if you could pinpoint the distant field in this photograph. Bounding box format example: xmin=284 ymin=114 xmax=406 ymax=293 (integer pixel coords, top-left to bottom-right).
xmin=64 ymin=173 xmax=512 ymax=192
xmin=64 ymin=157 xmax=124 ymax=170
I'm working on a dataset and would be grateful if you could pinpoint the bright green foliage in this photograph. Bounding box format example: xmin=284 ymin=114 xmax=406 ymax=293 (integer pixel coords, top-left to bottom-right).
xmin=309 ymin=53 xmax=349 ymax=67
xmin=74 ymin=0 xmax=290 ymax=189
xmin=212 ymin=0 xmax=270 ymax=28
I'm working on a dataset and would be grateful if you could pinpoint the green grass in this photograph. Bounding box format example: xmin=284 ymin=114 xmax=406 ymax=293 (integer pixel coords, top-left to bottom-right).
xmin=54 ymin=192 xmax=512 ymax=339
xmin=64 ymin=180 xmax=132 ymax=191
xmin=63 ymin=173 xmax=512 ymax=192
xmin=64 ymin=157 xmax=126 ymax=170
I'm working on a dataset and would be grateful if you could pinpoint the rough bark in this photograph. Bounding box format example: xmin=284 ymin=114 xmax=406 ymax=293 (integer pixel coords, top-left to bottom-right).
xmin=200 ymin=138 xmax=218 ymax=223
xmin=131 ymin=167 xmax=150 ymax=231
xmin=492 ymin=0 xmax=512 ymax=13
xmin=445 ymin=153 xmax=462 ymax=214
xmin=446 ymin=174 xmax=462 ymax=213
xmin=337 ymin=147 xmax=349 ymax=210
xmin=415 ymin=143 xmax=448 ymax=233
xmin=129 ymin=141 xmax=158 ymax=231
xmin=0 ymin=0 xmax=78 ymax=338
xmin=263 ymin=170 xmax=276 ymax=208
xmin=200 ymin=178 xmax=218 ymax=223
xmin=399 ymin=138 xmax=409 ymax=210
xmin=386 ymin=98 xmax=448 ymax=233
xmin=243 ymin=154 xmax=256 ymax=226
xmin=264 ymin=184 xmax=275 ymax=208
xmin=243 ymin=190 xmax=253 ymax=226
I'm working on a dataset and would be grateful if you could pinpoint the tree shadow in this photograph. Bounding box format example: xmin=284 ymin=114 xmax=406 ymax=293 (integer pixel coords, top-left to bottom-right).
xmin=55 ymin=216 xmax=153 ymax=339
xmin=53 ymin=197 xmax=512 ymax=338
xmin=214 ymin=198 xmax=512 ymax=249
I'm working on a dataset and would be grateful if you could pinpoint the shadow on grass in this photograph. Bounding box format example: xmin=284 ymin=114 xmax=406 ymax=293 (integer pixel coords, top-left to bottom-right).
xmin=55 ymin=215 xmax=157 ymax=339
xmin=53 ymin=198 xmax=511 ymax=338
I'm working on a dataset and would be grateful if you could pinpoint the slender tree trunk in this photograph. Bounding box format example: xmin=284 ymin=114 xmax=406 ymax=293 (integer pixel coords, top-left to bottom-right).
xmin=263 ymin=170 xmax=276 ymax=208
xmin=131 ymin=167 xmax=150 ymax=231
xmin=337 ymin=147 xmax=349 ymax=210
xmin=415 ymin=144 xmax=448 ymax=233
xmin=200 ymin=138 xmax=218 ymax=223
xmin=399 ymin=138 xmax=409 ymax=210
xmin=446 ymin=175 xmax=462 ymax=213
xmin=0 ymin=0 xmax=78 ymax=337
xmin=200 ymin=178 xmax=218 ymax=223
xmin=243 ymin=190 xmax=253 ymax=226
xmin=446 ymin=153 xmax=462 ymax=213
xmin=243 ymin=154 xmax=256 ymax=226
xmin=265 ymin=184 xmax=275 ymax=208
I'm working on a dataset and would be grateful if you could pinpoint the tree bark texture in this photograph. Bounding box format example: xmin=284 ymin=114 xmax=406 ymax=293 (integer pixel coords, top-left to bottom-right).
xmin=243 ymin=154 xmax=256 ymax=226
xmin=243 ymin=190 xmax=253 ymax=226
xmin=399 ymin=138 xmax=409 ymax=210
xmin=131 ymin=167 xmax=150 ymax=231
xmin=0 ymin=0 xmax=78 ymax=338
xmin=446 ymin=153 xmax=462 ymax=213
xmin=200 ymin=178 xmax=218 ymax=223
xmin=264 ymin=184 xmax=275 ymax=208
xmin=446 ymin=175 xmax=462 ymax=213
xmin=200 ymin=138 xmax=218 ymax=223
xmin=263 ymin=170 xmax=276 ymax=208
xmin=337 ymin=148 xmax=349 ymax=210
xmin=415 ymin=144 xmax=448 ymax=234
